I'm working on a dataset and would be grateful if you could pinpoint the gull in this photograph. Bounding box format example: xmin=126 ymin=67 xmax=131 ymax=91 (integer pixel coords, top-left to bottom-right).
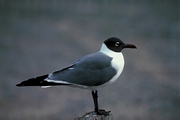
xmin=16 ymin=37 xmax=137 ymax=115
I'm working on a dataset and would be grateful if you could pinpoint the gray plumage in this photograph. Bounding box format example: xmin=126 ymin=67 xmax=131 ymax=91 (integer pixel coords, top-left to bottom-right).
xmin=48 ymin=52 xmax=116 ymax=86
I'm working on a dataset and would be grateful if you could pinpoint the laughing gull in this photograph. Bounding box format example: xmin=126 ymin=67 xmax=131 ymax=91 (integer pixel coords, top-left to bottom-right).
xmin=16 ymin=37 xmax=137 ymax=115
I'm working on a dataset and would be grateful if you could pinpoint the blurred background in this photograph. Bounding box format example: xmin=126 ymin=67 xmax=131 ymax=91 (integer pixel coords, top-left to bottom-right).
xmin=0 ymin=0 xmax=179 ymax=120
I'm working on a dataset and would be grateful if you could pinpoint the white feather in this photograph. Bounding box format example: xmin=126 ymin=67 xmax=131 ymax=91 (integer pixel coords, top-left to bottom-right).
xmin=95 ymin=43 xmax=125 ymax=88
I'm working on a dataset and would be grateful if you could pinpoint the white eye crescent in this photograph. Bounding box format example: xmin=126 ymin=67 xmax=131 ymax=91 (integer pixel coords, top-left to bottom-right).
xmin=115 ymin=42 xmax=119 ymax=46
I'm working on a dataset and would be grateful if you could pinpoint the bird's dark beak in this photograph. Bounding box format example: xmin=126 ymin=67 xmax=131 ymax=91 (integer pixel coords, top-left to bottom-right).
xmin=125 ymin=44 xmax=137 ymax=49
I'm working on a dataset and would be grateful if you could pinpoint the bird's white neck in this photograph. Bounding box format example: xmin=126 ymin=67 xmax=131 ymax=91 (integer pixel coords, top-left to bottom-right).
xmin=100 ymin=43 xmax=123 ymax=59
xmin=100 ymin=43 xmax=124 ymax=69
xmin=98 ymin=43 xmax=125 ymax=87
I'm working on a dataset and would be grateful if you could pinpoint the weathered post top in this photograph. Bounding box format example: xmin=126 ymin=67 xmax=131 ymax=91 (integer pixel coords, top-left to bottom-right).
xmin=74 ymin=111 xmax=113 ymax=120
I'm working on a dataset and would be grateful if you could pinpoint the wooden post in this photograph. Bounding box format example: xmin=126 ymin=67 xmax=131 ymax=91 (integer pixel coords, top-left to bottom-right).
xmin=74 ymin=111 xmax=113 ymax=120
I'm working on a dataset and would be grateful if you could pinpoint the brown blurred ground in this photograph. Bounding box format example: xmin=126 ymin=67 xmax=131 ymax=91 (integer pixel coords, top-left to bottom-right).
xmin=0 ymin=0 xmax=179 ymax=120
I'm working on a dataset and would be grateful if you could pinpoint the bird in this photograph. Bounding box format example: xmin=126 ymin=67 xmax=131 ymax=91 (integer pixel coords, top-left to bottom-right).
xmin=16 ymin=37 xmax=137 ymax=115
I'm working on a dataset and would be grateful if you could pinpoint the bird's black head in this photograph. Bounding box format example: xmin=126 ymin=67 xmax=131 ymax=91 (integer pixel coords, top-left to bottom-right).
xmin=104 ymin=37 xmax=137 ymax=52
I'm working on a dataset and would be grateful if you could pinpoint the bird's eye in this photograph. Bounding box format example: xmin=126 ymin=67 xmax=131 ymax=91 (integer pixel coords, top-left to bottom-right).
xmin=115 ymin=42 xmax=119 ymax=46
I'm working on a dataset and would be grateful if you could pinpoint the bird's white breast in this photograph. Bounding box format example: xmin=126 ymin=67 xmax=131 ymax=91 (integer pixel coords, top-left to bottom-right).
xmin=98 ymin=43 xmax=125 ymax=87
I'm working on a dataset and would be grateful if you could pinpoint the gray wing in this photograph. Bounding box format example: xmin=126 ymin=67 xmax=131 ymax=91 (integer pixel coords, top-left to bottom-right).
xmin=47 ymin=52 xmax=117 ymax=86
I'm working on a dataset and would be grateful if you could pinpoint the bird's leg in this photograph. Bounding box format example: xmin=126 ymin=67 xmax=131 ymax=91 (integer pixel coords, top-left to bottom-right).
xmin=92 ymin=90 xmax=99 ymax=112
xmin=91 ymin=90 xmax=110 ymax=115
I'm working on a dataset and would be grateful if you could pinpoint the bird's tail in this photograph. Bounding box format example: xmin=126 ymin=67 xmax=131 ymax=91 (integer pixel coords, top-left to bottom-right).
xmin=16 ymin=74 xmax=68 ymax=87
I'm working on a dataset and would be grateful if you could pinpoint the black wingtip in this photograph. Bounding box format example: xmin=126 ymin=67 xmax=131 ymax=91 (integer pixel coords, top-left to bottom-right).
xmin=16 ymin=83 xmax=23 ymax=87
xmin=16 ymin=81 xmax=28 ymax=87
xmin=15 ymin=74 xmax=70 ymax=87
xmin=16 ymin=74 xmax=49 ymax=87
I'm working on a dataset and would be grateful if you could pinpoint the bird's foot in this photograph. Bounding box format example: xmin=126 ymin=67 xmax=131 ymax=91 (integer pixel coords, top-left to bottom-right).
xmin=95 ymin=109 xmax=111 ymax=116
